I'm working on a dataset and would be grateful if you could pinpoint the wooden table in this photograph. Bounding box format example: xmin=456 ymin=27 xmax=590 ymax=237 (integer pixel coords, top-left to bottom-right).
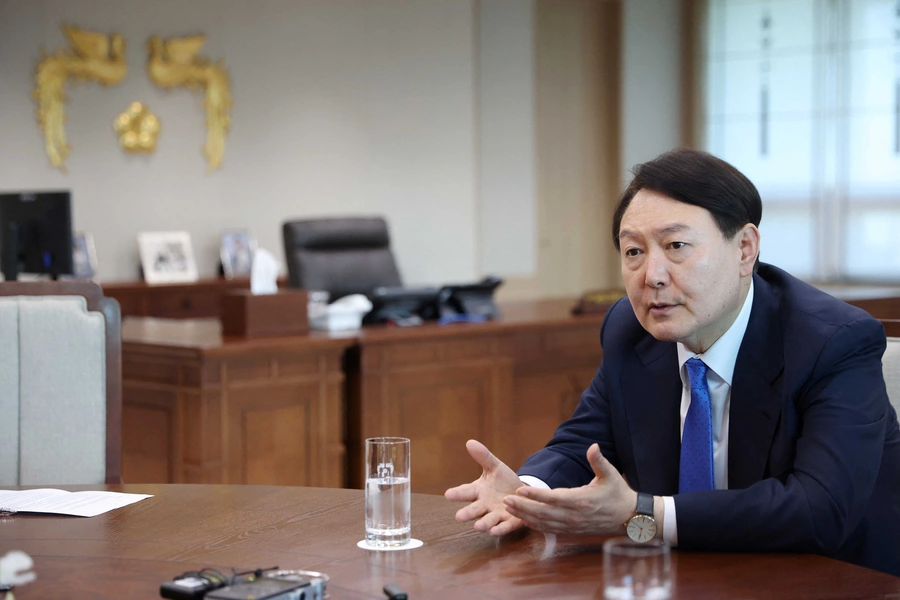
xmin=3 ymin=484 xmax=897 ymax=599
xmin=121 ymin=299 xmax=607 ymax=493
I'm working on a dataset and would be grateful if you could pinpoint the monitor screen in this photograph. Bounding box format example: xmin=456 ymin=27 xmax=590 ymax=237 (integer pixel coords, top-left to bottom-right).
xmin=0 ymin=190 xmax=73 ymax=280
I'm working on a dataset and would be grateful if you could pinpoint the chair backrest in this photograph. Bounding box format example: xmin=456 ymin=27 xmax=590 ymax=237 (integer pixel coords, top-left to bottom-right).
xmin=0 ymin=280 xmax=121 ymax=485
xmin=282 ymin=217 xmax=402 ymax=300
xmin=880 ymin=319 xmax=900 ymax=416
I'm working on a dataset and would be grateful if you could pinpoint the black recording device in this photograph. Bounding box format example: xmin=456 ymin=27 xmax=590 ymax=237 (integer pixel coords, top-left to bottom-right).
xmin=160 ymin=567 xmax=327 ymax=600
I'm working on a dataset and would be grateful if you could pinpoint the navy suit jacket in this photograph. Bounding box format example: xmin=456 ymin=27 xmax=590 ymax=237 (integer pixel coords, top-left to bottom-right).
xmin=519 ymin=264 xmax=900 ymax=575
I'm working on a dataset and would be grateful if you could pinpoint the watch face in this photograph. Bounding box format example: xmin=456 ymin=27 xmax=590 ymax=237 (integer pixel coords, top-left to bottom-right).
xmin=626 ymin=514 xmax=658 ymax=543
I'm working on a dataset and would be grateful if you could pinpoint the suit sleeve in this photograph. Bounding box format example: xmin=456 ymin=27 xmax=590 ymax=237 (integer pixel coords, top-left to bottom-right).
xmin=675 ymin=317 xmax=890 ymax=555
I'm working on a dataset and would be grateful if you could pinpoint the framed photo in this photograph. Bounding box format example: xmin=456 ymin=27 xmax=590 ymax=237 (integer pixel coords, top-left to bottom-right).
xmin=220 ymin=229 xmax=256 ymax=279
xmin=137 ymin=231 xmax=199 ymax=284
xmin=72 ymin=232 xmax=99 ymax=282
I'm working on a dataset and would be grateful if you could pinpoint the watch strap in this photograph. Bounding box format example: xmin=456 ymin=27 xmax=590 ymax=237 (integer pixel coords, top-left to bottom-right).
xmin=636 ymin=492 xmax=653 ymax=517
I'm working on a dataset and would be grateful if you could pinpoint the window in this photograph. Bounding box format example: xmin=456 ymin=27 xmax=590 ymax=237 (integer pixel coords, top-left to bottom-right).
xmin=703 ymin=0 xmax=900 ymax=281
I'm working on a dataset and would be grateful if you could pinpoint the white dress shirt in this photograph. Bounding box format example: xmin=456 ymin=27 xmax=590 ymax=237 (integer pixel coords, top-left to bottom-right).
xmin=519 ymin=280 xmax=755 ymax=546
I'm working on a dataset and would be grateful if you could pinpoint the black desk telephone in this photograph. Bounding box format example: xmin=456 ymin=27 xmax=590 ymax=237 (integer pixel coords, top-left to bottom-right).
xmin=364 ymin=276 xmax=503 ymax=325
xmin=437 ymin=275 xmax=503 ymax=320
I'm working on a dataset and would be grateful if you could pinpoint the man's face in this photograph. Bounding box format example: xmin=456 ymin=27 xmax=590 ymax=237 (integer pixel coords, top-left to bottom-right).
xmin=618 ymin=189 xmax=758 ymax=354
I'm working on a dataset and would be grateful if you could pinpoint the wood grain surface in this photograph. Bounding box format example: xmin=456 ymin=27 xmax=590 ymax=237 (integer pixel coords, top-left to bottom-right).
xmin=2 ymin=485 xmax=898 ymax=599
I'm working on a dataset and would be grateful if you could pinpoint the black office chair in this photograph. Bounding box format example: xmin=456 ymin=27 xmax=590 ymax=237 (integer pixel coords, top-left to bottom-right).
xmin=282 ymin=217 xmax=403 ymax=301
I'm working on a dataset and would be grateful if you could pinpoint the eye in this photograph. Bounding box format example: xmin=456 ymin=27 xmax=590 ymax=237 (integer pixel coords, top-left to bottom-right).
xmin=667 ymin=241 xmax=687 ymax=250
xmin=623 ymin=247 xmax=642 ymax=257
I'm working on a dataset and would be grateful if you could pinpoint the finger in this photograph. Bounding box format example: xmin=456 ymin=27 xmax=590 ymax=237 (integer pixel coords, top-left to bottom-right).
xmin=455 ymin=501 xmax=489 ymax=523
xmin=466 ymin=439 xmax=504 ymax=474
xmin=516 ymin=485 xmax=574 ymax=507
xmin=489 ymin=516 xmax=525 ymax=537
xmin=587 ymin=443 xmax=618 ymax=481
xmin=473 ymin=509 xmax=504 ymax=532
xmin=445 ymin=482 xmax=479 ymax=502
xmin=504 ymin=494 xmax=565 ymax=522
xmin=504 ymin=499 xmax=564 ymax=533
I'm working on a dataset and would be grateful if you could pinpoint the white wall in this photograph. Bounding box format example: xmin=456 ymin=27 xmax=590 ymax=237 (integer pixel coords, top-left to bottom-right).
xmin=621 ymin=0 xmax=683 ymax=178
xmin=0 ymin=0 xmax=478 ymax=284
xmin=477 ymin=0 xmax=536 ymax=278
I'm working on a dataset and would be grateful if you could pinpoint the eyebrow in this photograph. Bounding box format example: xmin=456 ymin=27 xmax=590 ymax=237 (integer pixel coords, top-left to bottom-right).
xmin=618 ymin=223 xmax=691 ymax=240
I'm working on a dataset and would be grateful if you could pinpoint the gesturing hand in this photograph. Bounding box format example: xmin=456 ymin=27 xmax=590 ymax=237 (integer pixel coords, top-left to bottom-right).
xmin=444 ymin=439 xmax=526 ymax=536
xmin=502 ymin=443 xmax=637 ymax=535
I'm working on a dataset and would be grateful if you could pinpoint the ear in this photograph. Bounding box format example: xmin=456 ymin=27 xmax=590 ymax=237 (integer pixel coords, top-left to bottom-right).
xmin=736 ymin=224 xmax=760 ymax=277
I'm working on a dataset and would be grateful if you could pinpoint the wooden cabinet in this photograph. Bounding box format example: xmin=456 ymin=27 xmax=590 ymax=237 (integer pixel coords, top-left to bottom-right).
xmin=121 ymin=318 xmax=353 ymax=486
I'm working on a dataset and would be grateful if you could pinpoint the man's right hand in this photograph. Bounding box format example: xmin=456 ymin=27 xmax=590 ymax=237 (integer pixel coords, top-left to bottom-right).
xmin=444 ymin=439 xmax=526 ymax=536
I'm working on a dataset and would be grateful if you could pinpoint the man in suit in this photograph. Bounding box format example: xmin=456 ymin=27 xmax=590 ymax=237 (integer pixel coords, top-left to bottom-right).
xmin=445 ymin=148 xmax=900 ymax=575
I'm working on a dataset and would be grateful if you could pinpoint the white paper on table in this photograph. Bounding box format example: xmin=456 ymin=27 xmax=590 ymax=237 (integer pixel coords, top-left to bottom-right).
xmin=0 ymin=489 xmax=152 ymax=517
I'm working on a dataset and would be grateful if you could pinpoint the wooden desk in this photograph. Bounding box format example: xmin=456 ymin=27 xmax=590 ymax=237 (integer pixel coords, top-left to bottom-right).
xmin=350 ymin=299 xmax=606 ymax=493
xmin=121 ymin=318 xmax=355 ymax=487
xmin=121 ymin=299 xmax=606 ymax=493
xmin=5 ymin=484 xmax=898 ymax=599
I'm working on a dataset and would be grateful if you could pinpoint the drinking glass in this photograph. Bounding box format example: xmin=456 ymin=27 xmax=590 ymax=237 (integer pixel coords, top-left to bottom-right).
xmin=365 ymin=437 xmax=411 ymax=547
xmin=603 ymin=537 xmax=672 ymax=600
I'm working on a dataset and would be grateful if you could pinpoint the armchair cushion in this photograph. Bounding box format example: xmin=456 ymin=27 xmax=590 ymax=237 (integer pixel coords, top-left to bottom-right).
xmin=0 ymin=300 xmax=18 ymax=484
xmin=0 ymin=296 xmax=107 ymax=486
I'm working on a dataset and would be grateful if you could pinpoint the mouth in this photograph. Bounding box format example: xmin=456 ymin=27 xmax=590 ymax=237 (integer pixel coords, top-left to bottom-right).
xmin=648 ymin=302 xmax=678 ymax=316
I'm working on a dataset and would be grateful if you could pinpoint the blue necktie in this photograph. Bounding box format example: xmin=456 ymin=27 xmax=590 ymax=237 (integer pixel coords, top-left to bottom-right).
xmin=679 ymin=358 xmax=714 ymax=493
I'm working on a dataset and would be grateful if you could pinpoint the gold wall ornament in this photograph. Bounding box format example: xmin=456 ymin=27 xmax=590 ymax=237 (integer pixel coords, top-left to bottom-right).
xmin=114 ymin=102 xmax=160 ymax=152
xmin=147 ymin=35 xmax=232 ymax=172
xmin=33 ymin=24 xmax=128 ymax=171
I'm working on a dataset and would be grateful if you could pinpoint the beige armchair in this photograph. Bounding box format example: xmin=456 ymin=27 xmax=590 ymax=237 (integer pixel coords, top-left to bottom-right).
xmin=0 ymin=281 xmax=121 ymax=485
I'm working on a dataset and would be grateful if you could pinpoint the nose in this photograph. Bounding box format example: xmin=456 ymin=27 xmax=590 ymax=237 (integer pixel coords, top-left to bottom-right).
xmin=644 ymin=249 xmax=670 ymax=289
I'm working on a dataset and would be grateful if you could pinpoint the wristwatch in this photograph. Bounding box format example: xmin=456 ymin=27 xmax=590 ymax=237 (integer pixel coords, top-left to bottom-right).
xmin=625 ymin=492 xmax=658 ymax=543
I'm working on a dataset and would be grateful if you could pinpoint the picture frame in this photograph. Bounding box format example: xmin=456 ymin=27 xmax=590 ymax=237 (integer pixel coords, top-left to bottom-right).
xmin=220 ymin=229 xmax=257 ymax=279
xmin=72 ymin=232 xmax=99 ymax=282
xmin=137 ymin=230 xmax=199 ymax=284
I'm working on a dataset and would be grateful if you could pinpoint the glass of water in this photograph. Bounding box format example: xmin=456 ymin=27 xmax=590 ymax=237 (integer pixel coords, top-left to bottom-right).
xmin=365 ymin=437 xmax=411 ymax=547
xmin=603 ymin=537 xmax=672 ymax=600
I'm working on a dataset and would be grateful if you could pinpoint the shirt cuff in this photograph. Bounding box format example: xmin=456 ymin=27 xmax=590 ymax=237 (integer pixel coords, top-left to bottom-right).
xmin=662 ymin=496 xmax=678 ymax=546
xmin=518 ymin=475 xmax=550 ymax=489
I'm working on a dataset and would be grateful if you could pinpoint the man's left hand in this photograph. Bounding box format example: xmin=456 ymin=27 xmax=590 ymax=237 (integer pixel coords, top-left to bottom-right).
xmin=503 ymin=443 xmax=637 ymax=535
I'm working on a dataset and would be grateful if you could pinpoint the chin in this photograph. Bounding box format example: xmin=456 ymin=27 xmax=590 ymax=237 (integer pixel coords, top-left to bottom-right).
xmin=639 ymin=320 xmax=687 ymax=344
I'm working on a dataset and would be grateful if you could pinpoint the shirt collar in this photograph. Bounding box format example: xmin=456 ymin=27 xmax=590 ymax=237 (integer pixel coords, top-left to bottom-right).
xmin=676 ymin=278 xmax=754 ymax=386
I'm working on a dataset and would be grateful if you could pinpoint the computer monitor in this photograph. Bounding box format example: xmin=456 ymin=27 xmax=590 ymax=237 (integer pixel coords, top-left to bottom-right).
xmin=0 ymin=190 xmax=74 ymax=281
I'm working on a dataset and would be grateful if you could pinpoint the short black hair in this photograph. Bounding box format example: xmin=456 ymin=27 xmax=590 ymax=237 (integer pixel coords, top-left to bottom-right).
xmin=612 ymin=148 xmax=762 ymax=254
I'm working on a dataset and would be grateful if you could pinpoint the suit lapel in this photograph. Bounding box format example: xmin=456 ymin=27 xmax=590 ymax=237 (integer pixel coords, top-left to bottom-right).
xmin=728 ymin=274 xmax=785 ymax=489
xmin=622 ymin=335 xmax=682 ymax=495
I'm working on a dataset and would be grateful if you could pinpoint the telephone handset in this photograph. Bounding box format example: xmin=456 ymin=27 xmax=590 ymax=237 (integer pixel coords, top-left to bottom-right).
xmin=437 ymin=275 xmax=503 ymax=320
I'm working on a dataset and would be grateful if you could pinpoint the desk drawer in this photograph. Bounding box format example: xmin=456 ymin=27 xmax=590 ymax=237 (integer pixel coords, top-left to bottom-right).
xmin=145 ymin=290 xmax=221 ymax=318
